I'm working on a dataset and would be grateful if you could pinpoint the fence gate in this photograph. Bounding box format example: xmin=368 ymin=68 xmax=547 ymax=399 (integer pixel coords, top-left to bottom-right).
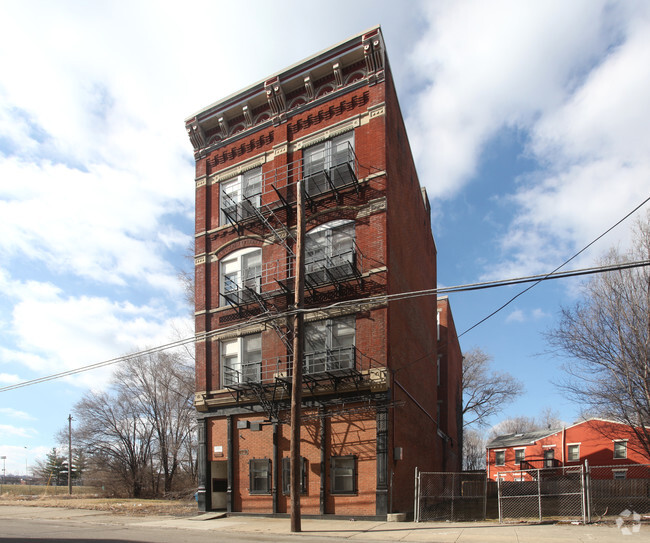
xmin=497 ymin=465 xmax=585 ymax=523
xmin=415 ymin=469 xmax=487 ymax=522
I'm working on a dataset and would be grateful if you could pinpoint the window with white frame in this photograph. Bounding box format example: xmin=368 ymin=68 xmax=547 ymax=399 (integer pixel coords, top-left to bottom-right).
xmin=567 ymin=444 xmax=580 ymax=462
xmin=331 ymin=455 xmax=356 ymax=494
xmin=220 ymin=248 xmax=262 ymax=306
xmin=514 ymin=448 xmax=525 ymax=464
xmin=614 ymin=440 xmax=628 ymax=459
xmin=303 ymin=131 xmax=355 ymax=196
xmin=494 ymin=450 xmax=505 ymax=466
xmin=220 ymin=167 xmax=262 ymax=225
xmin=304 ymin=315 xmax=355 ymax=375
xmin=613 ymin=469 xmax=627 ymax=480
xmin=305 ymin=220 xmax=356 ymax=285
xmin=221 ymin=334 xmax=262 ymax=386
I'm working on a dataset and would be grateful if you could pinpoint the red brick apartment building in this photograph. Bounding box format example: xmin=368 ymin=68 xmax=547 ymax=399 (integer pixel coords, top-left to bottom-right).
xmin=487 ymin=418 xmax=650 ymax=481
xmin=185 ymin=27 xmax=462 ymax=518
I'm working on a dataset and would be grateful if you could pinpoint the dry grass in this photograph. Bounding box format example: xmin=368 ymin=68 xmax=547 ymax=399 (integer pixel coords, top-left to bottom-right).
xmin=0 ymin=490 xmax=198 ymax=517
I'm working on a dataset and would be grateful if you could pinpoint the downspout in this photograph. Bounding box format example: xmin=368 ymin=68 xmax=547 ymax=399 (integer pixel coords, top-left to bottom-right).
xmin=562 ymin=427 xmax=566 ymax=465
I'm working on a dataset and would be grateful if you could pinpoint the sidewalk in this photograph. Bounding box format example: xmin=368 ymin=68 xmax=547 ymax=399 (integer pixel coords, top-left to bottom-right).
xmin=136 ymin=513 xmax=644 ymax=542
xmin=0 ymin=505 xmax=646 ymax=542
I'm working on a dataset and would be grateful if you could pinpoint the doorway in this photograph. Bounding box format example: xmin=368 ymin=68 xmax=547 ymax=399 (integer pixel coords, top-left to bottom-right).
xmin=210 ymin=460 xmax=227 ymax=510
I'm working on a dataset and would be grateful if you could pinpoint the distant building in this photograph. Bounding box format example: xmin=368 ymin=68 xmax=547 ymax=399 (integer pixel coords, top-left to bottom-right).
xmin=486 ymin=418 xmax=650 ymax=480
xmin=437 ymin=296 xmax=463 ymax=470
xmin=185 ymin=26 xmax=462 ymax=518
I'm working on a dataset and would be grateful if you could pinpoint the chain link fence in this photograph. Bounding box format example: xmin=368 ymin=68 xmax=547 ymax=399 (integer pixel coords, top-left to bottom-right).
xmin=588 ymin=463 xmax=650 ymax=520
xmin=414 ymin=470 xmax=488 ymax=522
xmin=497 ymin=465 xmax=585 ymax=523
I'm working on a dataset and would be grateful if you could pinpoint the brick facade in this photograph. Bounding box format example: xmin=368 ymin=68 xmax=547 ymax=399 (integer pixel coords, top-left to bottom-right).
xmin=186 ymin=26 xmax=462 ymax=518
xmin=487 ymin=418 xmax=650 ymax=481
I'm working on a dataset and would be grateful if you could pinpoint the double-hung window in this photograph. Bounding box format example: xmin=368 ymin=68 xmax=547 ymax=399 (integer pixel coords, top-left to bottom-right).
xmin=331 ymin=456 xmax=356 ymax=494
xmin=567 ymin=444 xmax=580 ymax=462
xmin=221 ymin=333 xmax=262 ymax=386
xmin=249 ymin=458 xmax=271 ymax=494
xmin=304 ymin=315 xmax=355 ymax=375
xmin=303 ymin=131 xmax=355 ymax=196
xmin=614 ymin=440 xmax=628 ymax=459
xmin=281 ymin=457 xmax=307 ymax=495
xmin=514 ymin=448 xmax=525 ymax=465
xmin=220 ymin=167 xmax=262 ymax=225
xmin=305 ymin=220 xmax=355 ymax=285
xmin=494 ymin=450 xmax=505 ymax=466
xmin=220 ymin=248 xmax=262 ymax=306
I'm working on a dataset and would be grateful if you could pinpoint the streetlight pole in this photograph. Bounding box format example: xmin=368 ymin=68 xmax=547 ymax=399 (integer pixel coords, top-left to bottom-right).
xmin=1 ymin=455 xmax=6 ymax=493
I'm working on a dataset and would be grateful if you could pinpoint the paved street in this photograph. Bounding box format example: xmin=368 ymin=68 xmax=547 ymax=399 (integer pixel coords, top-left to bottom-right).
xmin=1 ymin=505 xmax=648 ymax=542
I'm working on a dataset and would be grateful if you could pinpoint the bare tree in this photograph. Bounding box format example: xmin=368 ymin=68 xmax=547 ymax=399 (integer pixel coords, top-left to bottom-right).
xmin=462 ymin=347 xmax=524 ymax=428
xmin=73 ymin=388 xmax=153 ymax=498
xmin=114 ymin=351 xmax=195 ymax=494
xmin=548 ymin=214 xmax=650 ymax=457
xmin=487 ymin=416 xmax=539 ymax=442
xmin=463 ymin=428 xmax=486 ymax=470
xmin=71 ymin=351 xmax=196 ymax=497
xmin=177 ymin=240 xmax=195 ymax=309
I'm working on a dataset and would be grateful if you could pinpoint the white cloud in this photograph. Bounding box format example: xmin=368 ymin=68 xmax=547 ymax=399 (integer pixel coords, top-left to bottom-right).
xmin=0 ymin=407 xmax=35 ymax=420
xmin=407 ymin=0 xmax=611 ymax=199
xmin=0 ymin=373 xmax=21 ymax=385
xmin=0 ymin=424 xmax=37 ymax=439
xmin=408 ymin=0 xmax=650 ymax=279
xmin=505 ymin=308 xmax=550 ymax=324
xmin=0 ymin=273 xmax=192 ymax=388
xmin=505 ymin=309 xmax=525 ymax=324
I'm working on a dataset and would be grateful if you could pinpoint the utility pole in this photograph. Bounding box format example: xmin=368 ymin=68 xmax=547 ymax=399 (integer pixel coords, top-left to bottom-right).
xmin=68 ymin=415 xmax=73 ymax=495
xmin=290 ymin=179 xmax=305 ymax=533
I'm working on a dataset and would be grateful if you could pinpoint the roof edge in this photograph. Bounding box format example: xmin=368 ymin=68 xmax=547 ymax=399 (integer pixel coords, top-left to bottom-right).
xmin=184 ymin=25 xmax=382 ymax=123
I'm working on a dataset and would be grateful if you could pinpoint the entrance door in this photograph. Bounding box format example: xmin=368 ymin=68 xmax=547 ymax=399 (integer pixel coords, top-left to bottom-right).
xmin=210 ymin=461 xmax=228 ymax=510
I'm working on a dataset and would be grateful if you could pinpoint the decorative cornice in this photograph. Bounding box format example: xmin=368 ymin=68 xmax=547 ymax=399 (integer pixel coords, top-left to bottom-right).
xmin=185 ymin=27 xmax=386 ymax=157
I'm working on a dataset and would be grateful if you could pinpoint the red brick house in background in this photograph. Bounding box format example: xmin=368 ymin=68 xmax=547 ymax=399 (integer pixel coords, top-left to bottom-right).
xmin=185 ymin=27 xmax=462 ymax=518
xmin=487 ymin=418 xmax=650 ymax=481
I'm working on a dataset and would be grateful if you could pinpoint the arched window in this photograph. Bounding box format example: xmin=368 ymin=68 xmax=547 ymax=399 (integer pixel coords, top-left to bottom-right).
xmin=220 ymin=247 xmax=262 ymax=306
xmin=305 ymin=220 xmax=355 ymax=285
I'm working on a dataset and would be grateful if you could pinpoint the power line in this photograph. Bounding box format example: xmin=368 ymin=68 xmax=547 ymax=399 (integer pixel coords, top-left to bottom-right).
xmin=1 ymin=259 xmax=648 ymax=394
xmin=458 ymin=194 xmax=650 ymax=337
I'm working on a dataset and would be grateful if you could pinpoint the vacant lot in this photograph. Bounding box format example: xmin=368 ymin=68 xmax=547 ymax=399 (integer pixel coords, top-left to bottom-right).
xmin=0 ymin=487 xmax=197 ymax=517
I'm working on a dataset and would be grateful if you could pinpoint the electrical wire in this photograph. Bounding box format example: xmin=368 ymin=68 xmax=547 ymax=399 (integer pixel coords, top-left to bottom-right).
xmin=458 ymin=194 xmax=650 ymax=337
xmin=1 ymin=259 xmax=648 ymax=394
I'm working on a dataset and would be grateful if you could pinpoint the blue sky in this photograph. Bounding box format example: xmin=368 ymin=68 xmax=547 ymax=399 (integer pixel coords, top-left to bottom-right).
xmin=1 ymin=0 xmax=649 ymax=475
